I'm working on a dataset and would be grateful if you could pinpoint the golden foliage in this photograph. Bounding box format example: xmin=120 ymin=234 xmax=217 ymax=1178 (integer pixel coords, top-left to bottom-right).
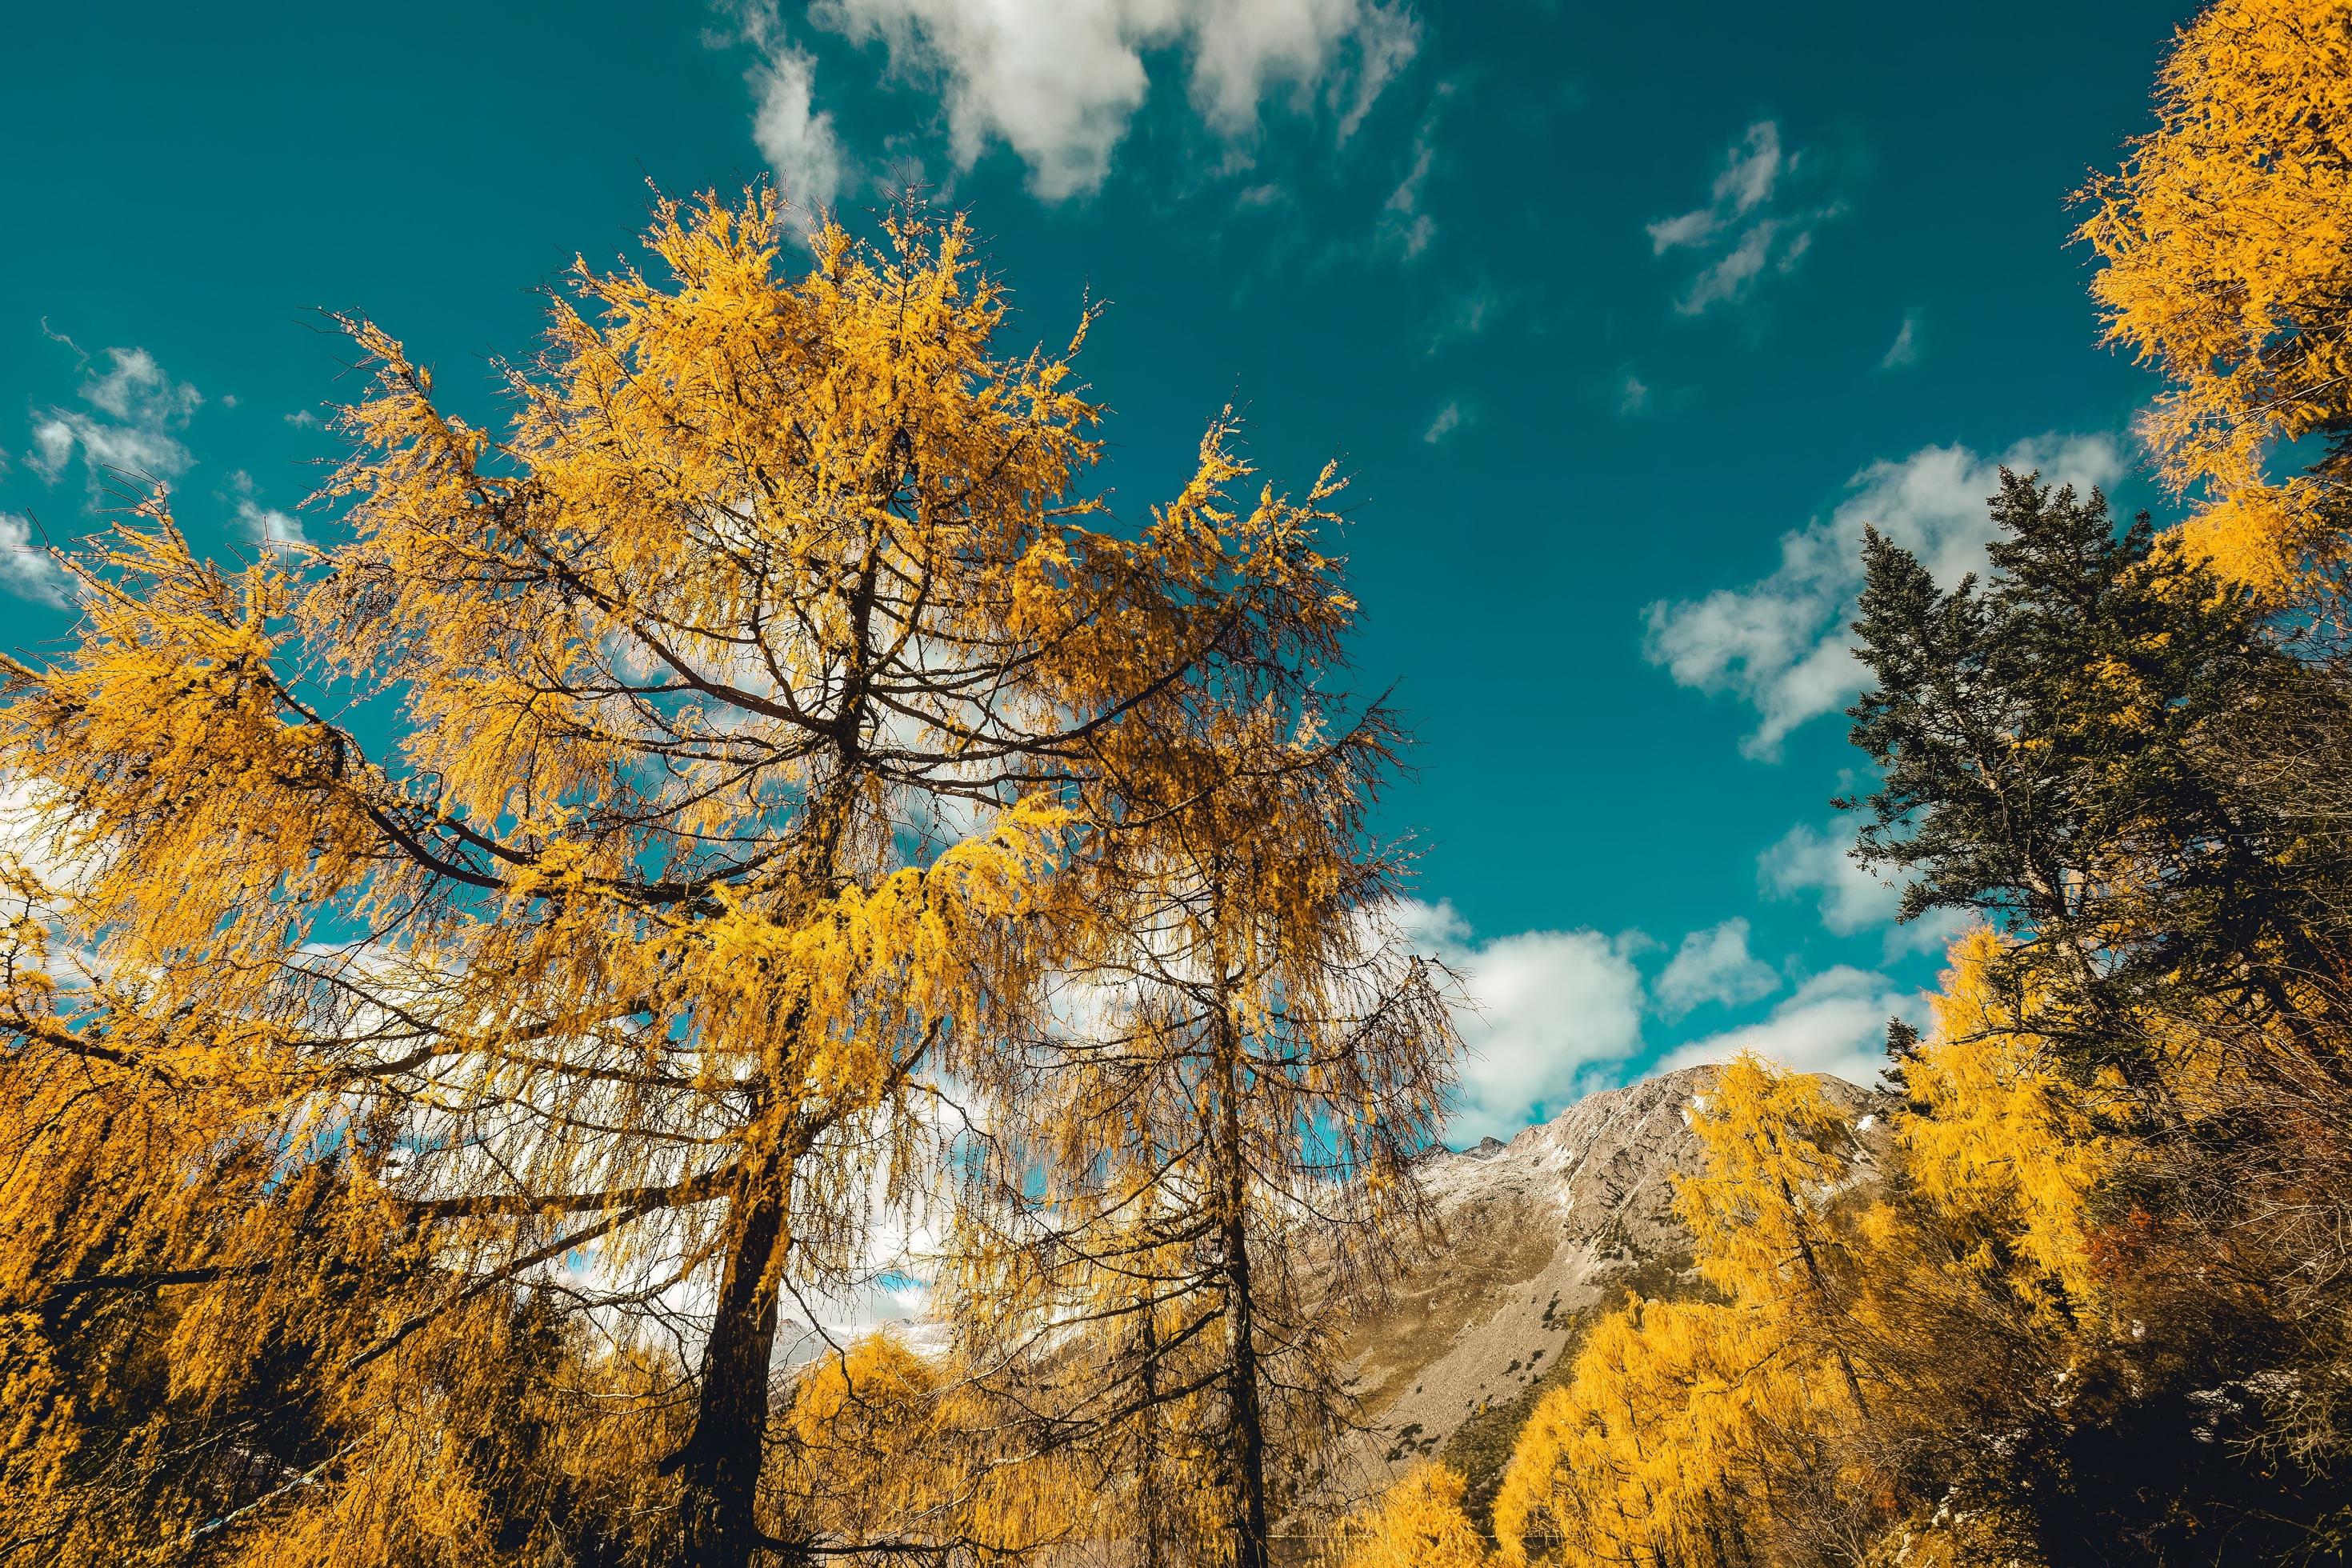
xmin=1898 ymin=928 xmax=2130 ymax=1324
xmin=2079 ymin=0 xmax=2352 ymax=596
xmin=1493 ymin=1058 xmax=1874 ymax=1568
xmin=0 ymin=188 xmax=1447 ymax=1566
xmin=1324 ymin=1463 xmax=1489 ymax=1568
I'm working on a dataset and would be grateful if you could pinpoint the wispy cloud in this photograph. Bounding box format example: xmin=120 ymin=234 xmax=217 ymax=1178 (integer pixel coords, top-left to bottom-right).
xmin=751 ymin=44 xmax=849 ymax=221
xmin=38 ymin=318 xmax=86 ymax=366
xmin=1760 ymin=818 xmax=1970 ymax=958
xmin=1880 ymin=310 xmax=1920 ymax=370
xmin=1422 ymin=399 xmax=1467 ymax=444
xmin=1333 ymin=2 xmax=1419 ymax=142
xmin=1648 ymin=120 xmax=1845 ymax=314
xmin=225 ymin=470 xmax=306 ymax=548
xmin=27 ymin=345 xmax=202 ymax=498
xmin=1642 ymin=433 xmax=2121 ymax=758
xmin=1380 ymin=99 xmax=1442 ymax=258
xmin=1618 ymin=372 xmax=1651 ymax=416
xmin=808 ymin=0 xmax=1421 ymax=201
xmin=1428 ymin=278 xmax=1503 ymax=349
xmin=722 ymin=3 xmax=850 ymax=231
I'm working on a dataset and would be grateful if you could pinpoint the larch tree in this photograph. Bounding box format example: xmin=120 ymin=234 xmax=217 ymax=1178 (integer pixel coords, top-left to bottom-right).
xmin=1320 ymin=1462 xmax=1488 ymax=1568
xmin=2078 ymin=0 xmax=2352 ymax=599
xmin=1675 ymin=1053 xmax=1873 ymax=1418
xmin=945 ymin=622 xmax=1458 ymax=1567
xmin=0 ymin=190 xmax=1445 ymax=1567
xmin=1489 ymin=1296 xmax=1806 ymax=1568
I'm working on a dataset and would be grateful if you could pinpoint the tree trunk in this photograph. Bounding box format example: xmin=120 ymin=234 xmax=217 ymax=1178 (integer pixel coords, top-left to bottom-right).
xmin=666 ymin=1181 xmax=790 ymax=1567
xmin=1211 ymin=962 xmax=1271 ymax=1568
xmin=1138 ymin=1308 xmax=1166 ymax=1568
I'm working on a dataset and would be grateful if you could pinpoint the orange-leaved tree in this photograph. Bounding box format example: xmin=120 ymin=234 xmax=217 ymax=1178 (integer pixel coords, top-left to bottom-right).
xmin=945 ymin=686 xmax=1456 ymax=1568
xmin=2078 ymin=0 xmax=2352 ymax=599
xmin=0 ymin=190 xmax=1438 ymax=1567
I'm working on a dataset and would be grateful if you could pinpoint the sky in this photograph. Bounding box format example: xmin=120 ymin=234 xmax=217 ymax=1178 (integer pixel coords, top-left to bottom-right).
xmin=0 ymin=0 xmax=2198 ymax=1143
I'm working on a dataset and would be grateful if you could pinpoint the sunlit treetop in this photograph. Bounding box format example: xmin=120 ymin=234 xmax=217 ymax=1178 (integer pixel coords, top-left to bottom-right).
xmin=2080 ymin=0 xmax=2352 ymax=598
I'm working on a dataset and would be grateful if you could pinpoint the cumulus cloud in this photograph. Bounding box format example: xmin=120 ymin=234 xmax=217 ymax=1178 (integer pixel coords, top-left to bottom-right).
xmin=1657 ymin=965 xmax=1923 ymax=1088
xmin=1648 ymin=120 xmax=1844 ymax=314
xmin=1654 ymin=917 xmax=1780 ymax=1018
xmin=1422 ymin=399 xmax=1466 ymax=444
xmin=27 ymin=346 xmax=202 ymax=495
xmin=1642 ymin=433 xmax=2122 ymax=758
xmin=811 ymin=0 xmax=1419 ymax=199
xmin=0 ymin=513 xmax=68 ymax=605
xmin=1398 ymin=899 xmax=1647 ymax=1142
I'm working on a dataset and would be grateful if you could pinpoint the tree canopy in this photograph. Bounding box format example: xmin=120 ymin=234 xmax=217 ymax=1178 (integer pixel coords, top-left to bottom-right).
xmin=0 ymin=190 xmax=1453 ymax=1568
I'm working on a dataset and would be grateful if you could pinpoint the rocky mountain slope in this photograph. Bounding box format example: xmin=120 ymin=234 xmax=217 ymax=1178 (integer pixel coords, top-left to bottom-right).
xmin=1332 ymin=1062 xmax=1880 ymax=1510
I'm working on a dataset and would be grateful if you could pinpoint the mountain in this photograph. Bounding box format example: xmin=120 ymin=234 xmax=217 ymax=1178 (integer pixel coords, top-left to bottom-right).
xmin=1331 ymin=1063 xmax=1882 ymax=1521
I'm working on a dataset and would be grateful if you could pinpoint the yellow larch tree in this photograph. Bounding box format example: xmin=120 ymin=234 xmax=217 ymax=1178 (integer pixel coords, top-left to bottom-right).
xmin=944 ymin=642 xmax=1457 ymax=1567
xmin=0 ymin=190 xmax=1443 ymax=1567
xmin=2079 ymin=0 xmax=2352 ymax=598
xmin=1675 ymin=1053 xmax=1873 ymax=1415
xmin=1322 ymin=1462 xmax=1488 ymax=1568
xmin=1489 ymin=1061 xmax=1879 ymax=1568
xmin=1490 ymin=1297 xmax=1818 ymax=1568
xmin=1895 ymin=928 xmax=2129 ymax=1329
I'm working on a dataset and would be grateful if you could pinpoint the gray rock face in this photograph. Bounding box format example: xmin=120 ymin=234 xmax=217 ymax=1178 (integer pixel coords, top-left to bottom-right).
xmin=1334 ymin=1062 xmax=1877 ymax=1483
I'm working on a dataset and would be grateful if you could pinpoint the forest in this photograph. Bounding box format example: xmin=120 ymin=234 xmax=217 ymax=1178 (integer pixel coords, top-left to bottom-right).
xmin=8 ymin=0 xmax=2352 ymax=1563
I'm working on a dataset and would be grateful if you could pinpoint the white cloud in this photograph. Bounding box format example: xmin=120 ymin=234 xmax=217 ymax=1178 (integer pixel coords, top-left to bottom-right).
xmin=1760 ymin=819 xmax=1970 ymax=959
xmin=26 ymin=345 xmax=202 ymax=495
xmin=1380 ymin=106 xmax=1439 ymax=258
xmin=81 ymin=347 xmax=199 ymax=426
xmin=726 ymin=4 xmax=850 ymax=228
xmin=1398 ymin=899 xmax=1647 ymax=1142
xmin=811 ymin=0 xmax=1418 ymax=200
xmin=1658 ymin=965 xmax=1922 ymax=1088
xmin=1333 ymin=2 xmax=1418 ymax=141
xmin=1648 ymin=121 xmax=1843 ymax=314
xmin=1654 ymin=917 xmax=1779 ymax=1018
xmin=0 ymin=513 xmax=68 ymax=605
xmin=226 ymin=470 xmax=306 ymax=548
xmin=1881 ymin=310 xmax=1920 ymax=370
xmin=1618 ymin=372 xmax=1650 ymax=415
xmin=1642 ymin=433 xmax=2122 ymax=758
xmin=284 ymin=410 xmax=322 ymax=429
xmin=1422 ymin=399 xmax=1466 ymax=444
xmin=750 ymin=48 xmax=848 ymax=219
xmin=29 ymin=422 xmax=74 ymax=477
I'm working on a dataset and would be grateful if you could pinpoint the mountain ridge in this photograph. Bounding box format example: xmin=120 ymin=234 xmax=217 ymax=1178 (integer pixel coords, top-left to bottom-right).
xmin=1333 ymin=1062 xmax=1883 ymax=1504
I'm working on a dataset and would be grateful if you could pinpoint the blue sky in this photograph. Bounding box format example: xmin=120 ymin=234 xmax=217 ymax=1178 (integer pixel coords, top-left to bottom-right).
xmin=0 ymin=0 xmax=2193 ymax=1139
